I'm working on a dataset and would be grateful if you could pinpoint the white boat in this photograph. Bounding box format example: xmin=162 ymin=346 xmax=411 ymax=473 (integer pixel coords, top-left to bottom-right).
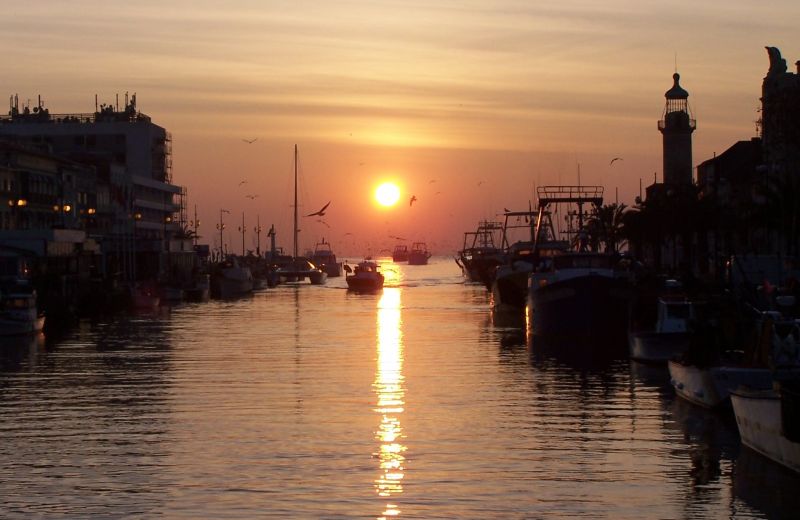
xmin=345 ymin=260 xmax=384 ymax=292
xmin=629 ymin=297 xmax=695 ymax=363
xmin=731 ymin=378 xmax=800 ymax=474
xmin=0 ymin=290 xmax=45 ymax=335
xmin=668 ymin=312 xmax=800 ymax=408
xmin=668 ymin=360 xmax=774 ymax=408
xmin=211 ymin=258 xmax=254 ymax=298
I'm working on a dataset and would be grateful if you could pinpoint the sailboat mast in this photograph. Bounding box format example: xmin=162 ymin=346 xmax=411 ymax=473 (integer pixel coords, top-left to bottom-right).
xmin=293 ymin=144 xmax=299 ymax=259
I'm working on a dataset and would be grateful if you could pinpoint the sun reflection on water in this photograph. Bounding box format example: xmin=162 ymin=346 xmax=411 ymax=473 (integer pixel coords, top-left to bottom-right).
xmin=374 ymin=287 xmax=406 ymax=519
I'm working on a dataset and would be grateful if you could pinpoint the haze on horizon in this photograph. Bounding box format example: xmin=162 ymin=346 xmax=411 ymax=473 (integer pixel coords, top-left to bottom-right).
xmin=1 ymin=0 xmax=797 ymax=256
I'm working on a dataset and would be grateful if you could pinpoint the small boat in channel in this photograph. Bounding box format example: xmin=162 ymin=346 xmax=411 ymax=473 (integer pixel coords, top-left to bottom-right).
xmin=0 ymin=288 xmax=45 ymax=335
xmin=345 ymin=260 xmax=385 ymax=292
xmin=310 ymin=238 xmax=343 ymax=277
xmin=392 ymin=244 xmax=409 ymax=263
xmin=210 ymin=257 xmax=254 ymax=298
xmin=408 ymin=242 xmax=431 ymax=265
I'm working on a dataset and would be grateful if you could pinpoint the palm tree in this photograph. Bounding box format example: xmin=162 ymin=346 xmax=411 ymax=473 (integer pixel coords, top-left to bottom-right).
xmin=587 ymin=203 xmax=628 ymax=253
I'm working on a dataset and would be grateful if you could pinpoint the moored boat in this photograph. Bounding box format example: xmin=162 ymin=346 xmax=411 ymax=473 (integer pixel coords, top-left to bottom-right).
xmin=0 ymin=289 xmax=45 ymax=335
xmin=456 ymin=220 xmax=504 ymax=284
xmin=629 ymin=296 xmax=696 ymax=363
xmin=210 ymin=258 xmax=254 ymax=298
xmin=275 ymin=257 xmax=328 ymax=285
xmin=732 ymin=375 xmax=800 ymax=474
xmin=345 ymin=260 xmax=384 ymax=292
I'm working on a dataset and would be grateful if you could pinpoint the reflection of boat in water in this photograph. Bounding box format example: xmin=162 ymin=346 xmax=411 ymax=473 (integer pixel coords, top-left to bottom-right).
xmin=732 ymin=433 xmax=800 ymax=515
xmin=345 ymin=260 xmax=384 ymax=292
xmin=310 ymin=238 xmax=343 ymax=277
xmin=0 ymin=289 xmax=45 ymax=335
xmin=407 ymin=242 xmax=431 ymax=265
xmin=131 ymin=282 xmax=160 ymax=309
xmin=392 ymin=244 xmax=408 ymax=263
xmin=731 ymin=376 xmax=800 ymax=474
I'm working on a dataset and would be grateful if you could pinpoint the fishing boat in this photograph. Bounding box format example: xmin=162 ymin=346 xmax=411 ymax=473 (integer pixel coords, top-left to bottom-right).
xmin=456 ymin=220 xmax=504 ymax=284
xmin=0 ymin=289 xmax=45 ymax=335
xmin=490 ymin=208 xmax=547 ymax=309
xmin=345 ymin=260 xmax=385 ymax=292
xmin=526 ymin=186 xmax=633 ymax=343
xmin=278 ymin=145 xmax=327 ymax=285
xmin=408 ymin=242 xmax=431 ymax=265
xmin=392 ymin=244 xmax=409 ymax=263
xmin=310 ymin=238 xmax=343 ymax=277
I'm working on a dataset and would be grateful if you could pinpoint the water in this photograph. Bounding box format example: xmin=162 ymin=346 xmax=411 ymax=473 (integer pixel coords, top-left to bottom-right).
xmin=2 ymin=258 xmax=799 ymax=519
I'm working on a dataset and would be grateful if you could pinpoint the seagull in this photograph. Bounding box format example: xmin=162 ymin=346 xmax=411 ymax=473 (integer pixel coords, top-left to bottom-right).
xmin=610 ymin=157 xmax=623 ymax=166
xmin=477 ymin=180 xmax=484 ymax=186
xmin=316 ymin=219 xmax=330 ymax=228
xmin=409 ymin=195 xmax=417 ymax=206
xmin=238 ymin=180 xmax=247 ymax=187
xmin=305 ymin=200 xmax=331 ymax=217
xmin=242 ymin=138 xmax=258 ymax=144
xmin=429 ymin=179 xmax=437 ymax=184
xmin=245 ymin=194 xmax=258 ymax=199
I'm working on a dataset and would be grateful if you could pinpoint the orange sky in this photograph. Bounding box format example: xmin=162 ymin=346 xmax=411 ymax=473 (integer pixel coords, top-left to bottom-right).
xmin=2 ymin=1 xmax=798 ymax=256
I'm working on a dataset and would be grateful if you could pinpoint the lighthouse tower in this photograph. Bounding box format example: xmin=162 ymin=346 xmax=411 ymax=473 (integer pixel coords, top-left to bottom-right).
xmin=658 ymin=73 xmax=696 ymax=185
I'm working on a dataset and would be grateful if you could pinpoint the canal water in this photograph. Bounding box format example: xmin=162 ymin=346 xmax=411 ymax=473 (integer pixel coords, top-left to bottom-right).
xmin=1 ymin=258 xmax=799 ymax=519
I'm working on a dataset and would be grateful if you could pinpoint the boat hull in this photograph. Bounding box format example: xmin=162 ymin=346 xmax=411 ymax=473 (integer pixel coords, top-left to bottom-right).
xmin=491 ymin=269 xmax=529 ymax=310
xmin=408 ymin=253 xmax=430 ymax=265
xmin=0 ymin=315 xmax=45 ymax=336
xmin=732 ymin=388 xmax=800 ymax=474
xmin=528 ymin=273 xmax=631 ymax=344
xmin=629 ymin=331 xmax=691 ymax=364
xmin=668 ymin=360 xmax=774 ymax=408
xmin=346 ymin=277 xmax=384 ymax=293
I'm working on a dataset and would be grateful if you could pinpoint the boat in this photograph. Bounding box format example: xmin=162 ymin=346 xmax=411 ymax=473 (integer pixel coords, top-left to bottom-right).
xmin=0 ymin=288 xmax=45 ymax=335
xmin=184 ymin=273 xmax=211 ymax=302
xmin=669 ymin=309 xmax=800 ymax=408
xmin=277 ymin=145 xmax=327 ymax=285
xmin=456 ymin=220 xmax=504 ymax=284
xmin=490 ymin=208 xmax=547 ymax=309
xmin=408 ymin=242 xmax=431 ymax=265
xmin=629 ymin=295 xmax=697 ymax=363
xmin=310 ymin=238 xmax=343 ymax=277
xmin=526 ymin=186 xmax=633 ymax=342
xmin=210 ymin=257 xmax=254 ymax=298
xmin=392 ymin=244 xmax=409 ymax=263
xmin=731 ymin=374 xmax=800 ymax=474
xmin=345 ymin=260 xmax=385 ymax=292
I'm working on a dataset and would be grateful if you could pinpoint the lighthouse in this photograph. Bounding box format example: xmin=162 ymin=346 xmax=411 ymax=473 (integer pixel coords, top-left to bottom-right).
xmin=658 ymin=73 xmax=696 ymax=185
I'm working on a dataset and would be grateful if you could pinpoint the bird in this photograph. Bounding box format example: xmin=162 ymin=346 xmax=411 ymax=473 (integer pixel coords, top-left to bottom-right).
xmin=238 ymin=180 xmax=247 ymax=186
xmin=504 ymin=207 xmax=511 ymax=213
xmin=305 ymin=200 xmax=331 ymax=217
xmin=429 ymin=179 xmax=437 ymax=184
xmin=610 ymin=157 xmax=623 ymax=166
xmin=435 ymin=191 xmax=441 ymax=195
xmin=242 ymin=138 xmax=258 ymax=144
xmin=477 ymin=180 xmax=484 ymax=186
xmin=316 ymin=219 xmax=330 ymax=228
xmin=245 ymin=194 xmax=258 ymax=199
xmin=409 ymin=195 xmax=417 ymax=206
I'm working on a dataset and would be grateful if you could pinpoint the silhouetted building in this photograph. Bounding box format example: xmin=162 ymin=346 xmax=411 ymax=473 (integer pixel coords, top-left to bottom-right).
xmin=762 ymin=47 xmax=800 ymax=176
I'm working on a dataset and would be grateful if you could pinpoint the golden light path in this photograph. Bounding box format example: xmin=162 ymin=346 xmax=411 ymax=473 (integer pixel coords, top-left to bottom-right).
xmin=374 ymin=287 xmax=406 ymax=519
xmin=375 ymin=182 xmax=401 ymax=207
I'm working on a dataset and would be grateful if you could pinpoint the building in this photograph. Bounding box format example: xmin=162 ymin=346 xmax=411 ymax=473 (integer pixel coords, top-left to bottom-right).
xmin=0 ymin=94 xmax=193 ymax=282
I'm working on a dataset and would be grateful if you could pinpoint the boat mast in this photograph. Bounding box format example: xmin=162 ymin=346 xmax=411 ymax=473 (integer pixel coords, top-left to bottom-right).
xmin=293 ymin=144 xmax=298 ymax=259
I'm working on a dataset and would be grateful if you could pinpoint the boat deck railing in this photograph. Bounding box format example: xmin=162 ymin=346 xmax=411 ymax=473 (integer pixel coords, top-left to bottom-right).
xmin=536 ymin=185 xmax=604 ymax=207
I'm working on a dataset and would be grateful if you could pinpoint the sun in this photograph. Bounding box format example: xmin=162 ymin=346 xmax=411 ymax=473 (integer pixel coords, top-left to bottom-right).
xmin=375 ymin=182 xmax=401 ymax=207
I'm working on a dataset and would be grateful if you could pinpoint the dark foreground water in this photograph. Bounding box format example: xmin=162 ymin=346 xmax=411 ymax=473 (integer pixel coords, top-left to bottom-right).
xmin=2 ymin=258 xmax=799 ymax=519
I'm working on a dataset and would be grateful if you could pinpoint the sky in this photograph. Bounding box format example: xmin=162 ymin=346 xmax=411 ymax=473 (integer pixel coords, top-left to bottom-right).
xmin=1 ymin=1 xmax=798 ymax=256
